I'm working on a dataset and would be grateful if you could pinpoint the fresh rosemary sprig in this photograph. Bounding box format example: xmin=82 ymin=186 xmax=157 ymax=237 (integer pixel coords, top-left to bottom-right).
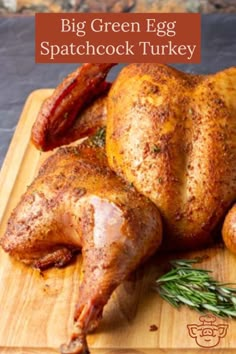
xmin=154 ymin=258 xmax=236 ymax=318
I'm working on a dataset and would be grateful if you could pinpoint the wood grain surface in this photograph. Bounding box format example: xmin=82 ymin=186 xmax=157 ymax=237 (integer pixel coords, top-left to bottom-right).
xmin=0 ymin=90 xmax=236 ymax=354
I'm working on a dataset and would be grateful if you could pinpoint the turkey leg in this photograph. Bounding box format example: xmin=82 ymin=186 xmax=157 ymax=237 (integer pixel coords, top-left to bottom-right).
xmin=1 ymin=142 xmax=162 ymax=354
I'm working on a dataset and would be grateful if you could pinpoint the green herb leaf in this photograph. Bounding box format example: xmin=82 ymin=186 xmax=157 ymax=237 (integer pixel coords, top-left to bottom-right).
xmin=154 ymin=258 xmax=236 ymax=319
xmin=90 ymin=127 xmax=106 ymax=147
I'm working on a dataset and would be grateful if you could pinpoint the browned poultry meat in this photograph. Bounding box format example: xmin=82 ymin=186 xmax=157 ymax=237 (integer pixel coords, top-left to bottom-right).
xmin=106 ymin=63 xmax=236 ymax=251
xmin=31 ymin=63 xmax=115 ymax=151
xmin=31 ymin=63 xmax=236 ymax=252
xmin=2 ymin=62 xmax=236 ymax=353
xmin=1 ymin=141 xmax=162 ymax=354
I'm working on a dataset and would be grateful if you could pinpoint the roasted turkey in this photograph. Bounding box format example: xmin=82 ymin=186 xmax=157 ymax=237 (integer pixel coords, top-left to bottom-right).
xmin=106 ymin=64 xmax=236 ymax=250
xmin=32 ymin=62 xmax=236 ymax=251
xmin=1 ymin=63 xmax=236 ymax=353
xmin=1 ymin=141 xmax=162 ymax=353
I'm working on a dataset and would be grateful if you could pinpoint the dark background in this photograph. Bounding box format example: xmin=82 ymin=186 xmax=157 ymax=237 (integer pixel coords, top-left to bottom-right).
xmin=0 ymin=14 xmax=235 ymax=168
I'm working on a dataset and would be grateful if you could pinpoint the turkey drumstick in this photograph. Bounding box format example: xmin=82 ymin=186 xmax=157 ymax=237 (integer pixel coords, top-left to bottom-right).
xmin=1 ymin=141 xmax=162 ymax=354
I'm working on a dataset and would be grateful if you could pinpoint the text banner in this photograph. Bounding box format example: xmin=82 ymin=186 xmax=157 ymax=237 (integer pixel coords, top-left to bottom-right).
xmin=35 ymin=13 xmax=201 ymax=63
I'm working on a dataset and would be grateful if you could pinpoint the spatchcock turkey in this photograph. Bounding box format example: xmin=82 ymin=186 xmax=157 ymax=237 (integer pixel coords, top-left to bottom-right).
xmin=1 ymin=63 xmax=236 ymax=354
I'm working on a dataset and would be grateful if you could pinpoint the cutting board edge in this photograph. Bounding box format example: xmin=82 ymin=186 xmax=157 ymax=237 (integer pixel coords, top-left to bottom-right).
xmin=0 ymin=88 xmax=53 ymax=182
xmin=0 ymin=347 xmax=233 ymax=354
xmin=0 ymin=89 xmax=53 ymax=223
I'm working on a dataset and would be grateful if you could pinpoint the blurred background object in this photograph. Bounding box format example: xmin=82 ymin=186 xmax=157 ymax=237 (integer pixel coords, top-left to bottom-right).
xmin=1 ymin=0 xmax=236 ymax=14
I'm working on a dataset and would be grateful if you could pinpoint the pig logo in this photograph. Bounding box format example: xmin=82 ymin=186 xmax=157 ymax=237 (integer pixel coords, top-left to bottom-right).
xmin=187 ymin=314 xmax=228 ymax=348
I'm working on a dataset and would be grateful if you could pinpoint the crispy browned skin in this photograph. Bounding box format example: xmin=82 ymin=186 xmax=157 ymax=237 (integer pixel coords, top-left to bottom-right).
xmin=106 ymin=63 xmax=236 ymax=250
xmin=1 ymin=142 xmax=162 ymax=354
xmin=52 ymin=93 xmax=108 ymax=148
xmin=3 ymin=62 xmax=236 ymax=352
xmin=30 ymin=63 xmax=236 ymax=252
xmin=31 ymin=63 xmax=115 ymax=151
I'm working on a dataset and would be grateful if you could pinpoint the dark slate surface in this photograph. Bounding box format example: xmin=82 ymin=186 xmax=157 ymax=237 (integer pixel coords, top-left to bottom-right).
xmin=0 ymin=14 xmax=235 ymax=168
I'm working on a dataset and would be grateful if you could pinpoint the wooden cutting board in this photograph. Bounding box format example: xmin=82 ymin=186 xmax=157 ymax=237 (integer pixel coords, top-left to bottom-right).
xmin=0 ymin=90 xmax=236 ymax=354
